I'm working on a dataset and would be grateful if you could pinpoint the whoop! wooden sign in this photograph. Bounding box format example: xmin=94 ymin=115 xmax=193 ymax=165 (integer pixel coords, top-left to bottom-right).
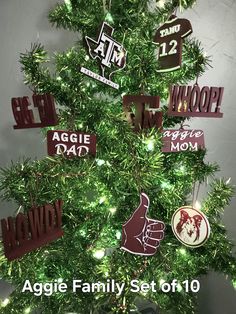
xmin=168 ymin=85 xmax=224 ymax=118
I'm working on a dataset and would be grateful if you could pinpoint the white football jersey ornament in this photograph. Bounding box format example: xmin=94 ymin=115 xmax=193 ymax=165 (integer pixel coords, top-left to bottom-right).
xmin=171 ymin=206 xmax=210 ymax=248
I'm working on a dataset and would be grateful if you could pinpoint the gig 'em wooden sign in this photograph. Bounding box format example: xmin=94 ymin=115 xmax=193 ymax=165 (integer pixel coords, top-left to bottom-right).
xmin=123 ymin=95 xmax=163 ymax=132
xmin=47 ymin=130 xmax=97 ymax=158
xmin=12 ymin=94 xmax=58 ymax=129
xmin=168 ymin=85 xmax=224 ymax=118
xmin=1 ymin=200 xmax=63 ymax=261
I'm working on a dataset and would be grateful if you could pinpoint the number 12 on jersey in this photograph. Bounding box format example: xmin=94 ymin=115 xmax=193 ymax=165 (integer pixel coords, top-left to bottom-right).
xmin=159 ymin=40 xmax=178 ymax=57
xmin=154 ymin=16 xmax=193 ymax=72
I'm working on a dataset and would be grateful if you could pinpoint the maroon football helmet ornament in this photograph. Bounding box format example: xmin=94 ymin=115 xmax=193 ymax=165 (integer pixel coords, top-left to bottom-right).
xmin=121 ymin=193 xmax=165 ymax=256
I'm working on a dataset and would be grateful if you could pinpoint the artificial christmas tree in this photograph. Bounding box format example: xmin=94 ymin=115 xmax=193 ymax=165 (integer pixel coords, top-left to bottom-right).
xmin=0 ymin=0 xmax=236 ymax=313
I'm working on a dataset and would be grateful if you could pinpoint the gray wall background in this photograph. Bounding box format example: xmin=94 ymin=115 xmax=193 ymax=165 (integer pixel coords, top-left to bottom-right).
xmin=0 ymin=0 xmax=236 ymax=313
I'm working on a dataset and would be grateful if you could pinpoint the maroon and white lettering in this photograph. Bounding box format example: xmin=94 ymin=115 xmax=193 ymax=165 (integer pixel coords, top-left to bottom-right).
xmin=162 ymin=129 xmax=205 ymax=152
xmin=81 ymin=22 xmax=127 ymax=89
xmin=123 ymin=95 xmax=163 ymax=132
xmin=47 ymin=130 xmax=97 ymax=158
xmin=1 ymin=200 xmax=63 ymax=261
xmin=168 ymin=85 xmax=224 ymax=118
xmin=12 ymin=94 xmax=58 ymax=129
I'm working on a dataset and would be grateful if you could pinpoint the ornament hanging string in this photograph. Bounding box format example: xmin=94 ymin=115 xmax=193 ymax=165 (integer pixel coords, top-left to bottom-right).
xmin=102 ymin=0 xmax=107 ymax=13
xmin=192 ymin=181 xmax=201 ymax=207
xmin=28 ymin=85 xmax=37 ymax=94
xmin=179 ymin=0 xmax=183 ymax=13
xmin=179 ymin=123 xmax=190 ymax=130
xmin=195 ymin=74 xmax=199 ymax=86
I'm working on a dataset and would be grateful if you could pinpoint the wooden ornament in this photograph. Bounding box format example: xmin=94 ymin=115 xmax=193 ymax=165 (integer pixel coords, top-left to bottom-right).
xmin=1 ymin=200 xmax=64 ymax=261
xmin=121 ymin=193 xmax=165 ymax=256
xmin=47 ymin=130 xmax=97 ymax=158
xmin=168 ymin=85 xmax=224 ymax=118
xmin=12 ymin=94 xmax=58 ymax=129
xmin=81 ymin=22 xmax=127 ymax=89
xmin=154 ymin=15 xmax=192 ymax=72
xmin=162 ymin=128 xmax=205 ymax=152
xmin=123 ymin=95 xmax=163 ymax=132
xmin=171 ymin=206 xmax=210 ymax=248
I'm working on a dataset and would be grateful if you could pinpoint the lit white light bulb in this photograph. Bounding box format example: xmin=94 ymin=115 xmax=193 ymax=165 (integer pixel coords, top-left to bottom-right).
xmin=159 ymin=279 xmax=166 ymax=286
xmin=146 ymin=139 xmax=155 ymax=151
xmin=161 ymin=181 xmax=171 ymax=189
xmin=96 ymin=159 xmax=105 ymax=166
xmin=157 ymin=0 xmax=166 ymax=9
xmin=105 ymin=12 xmax=114 ymax=24
xmin=179 ymin=165 xmax=186 ymax=173
xmin=2 ymin=298 xmax=10 ymax=307
xmin=93 ymin=249 xmax=105 ymax=259
xmin=64 ymin=0 xmax=71 ymax=5
xmin=99 ymin=196 xmax=106 ymax=204
xmin=116 ymin=230 xmax=122 ymax=240
xmin=232 ymin=279 xmax=236 ymax=289
xmin=177 ymin=283 xmax=183 ymax=292
xmin=178 ymin=248 xmax=187 ymax=256
xmin=109 ymin=207 xmax=117 ymax=214
xmin=24 ymin=307 xmax=31 ymax=314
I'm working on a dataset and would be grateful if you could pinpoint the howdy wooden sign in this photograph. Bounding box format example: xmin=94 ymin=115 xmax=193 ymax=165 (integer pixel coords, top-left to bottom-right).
xmin=168 ymin=85 xmax=224 ymax=118
xmin=1 ymin=200 xmax=63 ymax=261
xmin=162 ymin=129 xmax=205 ymax=152
xmin=47 ymin=130 xmax=97 ymax=158
xmin=12 ymin=94 xmax=58 ymax=129
xmin=123 ymin=95 xmax=163 ymax=132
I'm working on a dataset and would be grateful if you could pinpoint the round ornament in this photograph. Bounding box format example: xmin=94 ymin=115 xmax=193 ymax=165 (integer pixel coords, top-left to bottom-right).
xmin=171 ymin=206 xmax=210 ymax=248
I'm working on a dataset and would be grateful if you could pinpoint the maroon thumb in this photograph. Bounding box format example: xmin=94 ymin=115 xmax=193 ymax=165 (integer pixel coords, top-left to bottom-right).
xmin=133 ymin=193 xmax=149 ymax=218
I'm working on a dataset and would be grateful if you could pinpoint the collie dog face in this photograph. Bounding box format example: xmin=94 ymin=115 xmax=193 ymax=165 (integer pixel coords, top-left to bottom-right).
xmin=176 ymin=210 xmax=203 ymax=243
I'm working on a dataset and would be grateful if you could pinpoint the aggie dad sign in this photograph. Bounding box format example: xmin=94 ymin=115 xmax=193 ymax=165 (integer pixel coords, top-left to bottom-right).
xmin=47 ymin=130 xmax=96 ymax=158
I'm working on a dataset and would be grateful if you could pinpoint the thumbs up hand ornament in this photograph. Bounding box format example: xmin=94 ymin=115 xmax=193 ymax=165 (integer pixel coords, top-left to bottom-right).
xmin=121 ymin=193 xmax=165 ymax=256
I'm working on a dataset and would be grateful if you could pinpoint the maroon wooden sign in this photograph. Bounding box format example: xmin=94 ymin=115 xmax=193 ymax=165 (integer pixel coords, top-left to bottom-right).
xmin=154 ymin=15 xmax=192 ymax=72
xmin=81 ymin=22 xmax=127 ymax=90
xmin=123 ymin=95 xmax=163 ymax=132
xmin=1 ymin=200 xmax=63 ymax=261
xmin=47 ymin=130 xmax=97 ymax=158
xmin=162 ymin=129 xmax=205 ymax=152
xmin=12 ymin=94 xmax=58 ymax=129
xmin=168 ymin=85 xmax=224 ymax=118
